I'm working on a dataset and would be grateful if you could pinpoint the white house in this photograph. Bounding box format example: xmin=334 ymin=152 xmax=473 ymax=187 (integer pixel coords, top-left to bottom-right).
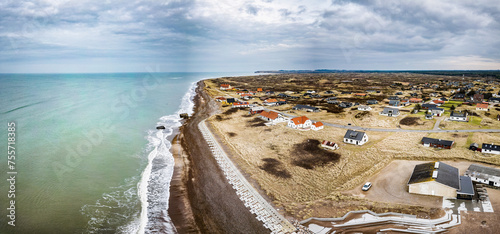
xmin=311 ymin=121 xmax=324 ymax=131
xmin=288 ymin=116 xmax=312 ymax=129
xmin=476 ymin=103 xmax=489 ymax=111
xmin=380 ymin=107 xmax=400 ymax=117
xmin=258 ymin=111 xmax=285 ymax=124
xmin=220 ymin=84 xmax=231 ymax=90
xmin=449 ymin=111 xmax=468 ymax=122
xmin=358 ymin=105 xmax=372 ymax=111
xmin=343 ymin=130 xmax=368 ymax=145
xmin=430 ymin=108 xmax=444 ymax=117
xmin=482 ymin=143 xmax=500 ymax=155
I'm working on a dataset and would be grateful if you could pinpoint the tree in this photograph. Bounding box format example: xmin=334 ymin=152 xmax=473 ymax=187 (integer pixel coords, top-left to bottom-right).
xmin=450 ymin=105 xmax=455 ymax=111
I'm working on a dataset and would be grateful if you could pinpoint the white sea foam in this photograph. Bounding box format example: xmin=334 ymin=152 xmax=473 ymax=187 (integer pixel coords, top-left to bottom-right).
xmin=136 ymin=82 xmax=198 ymax=233
xmin=81 ymin=82 xmax=198 ymax=234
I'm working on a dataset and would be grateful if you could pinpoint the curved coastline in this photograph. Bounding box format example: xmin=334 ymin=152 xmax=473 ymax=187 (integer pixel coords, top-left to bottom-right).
xmin=168 ymin=80 xmax=268 ymax=233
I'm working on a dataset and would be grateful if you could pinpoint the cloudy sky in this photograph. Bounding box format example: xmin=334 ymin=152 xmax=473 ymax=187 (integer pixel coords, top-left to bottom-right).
xmin=0 ymin=0 xmax=499 ymax=73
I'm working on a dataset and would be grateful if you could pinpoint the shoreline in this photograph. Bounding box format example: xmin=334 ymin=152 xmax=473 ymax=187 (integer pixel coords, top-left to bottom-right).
xmin=168 ymin=80 xmax=268 ymax=233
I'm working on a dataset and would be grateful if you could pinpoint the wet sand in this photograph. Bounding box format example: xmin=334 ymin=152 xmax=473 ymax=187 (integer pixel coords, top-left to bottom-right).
xmin=168 ymin=81 xmax=268 ymax=233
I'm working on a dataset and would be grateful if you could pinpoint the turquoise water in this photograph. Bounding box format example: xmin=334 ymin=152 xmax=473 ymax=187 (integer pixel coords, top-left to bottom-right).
xmin=0 ymin=72 xmax=251 ymax=233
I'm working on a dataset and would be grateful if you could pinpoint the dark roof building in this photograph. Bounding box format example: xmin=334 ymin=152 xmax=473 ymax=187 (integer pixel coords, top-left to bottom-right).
xmin=421 ymin=137 xmax=454 ymax=149
xmin=292 ymin=104 xmax=320 ymax=112
xmin=343 ymin=130 xmax=368 ymax=145
xmin=408 ymin=162 xmax=466 ymax=198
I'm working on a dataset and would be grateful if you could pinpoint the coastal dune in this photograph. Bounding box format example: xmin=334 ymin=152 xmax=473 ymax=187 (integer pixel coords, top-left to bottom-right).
xmin=170 ymin=81 xmax=268 ymax=233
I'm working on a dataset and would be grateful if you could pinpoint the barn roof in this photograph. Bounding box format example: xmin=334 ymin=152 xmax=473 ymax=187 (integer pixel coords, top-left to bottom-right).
xmin=407 ymin=161 xmax=460 ymax=189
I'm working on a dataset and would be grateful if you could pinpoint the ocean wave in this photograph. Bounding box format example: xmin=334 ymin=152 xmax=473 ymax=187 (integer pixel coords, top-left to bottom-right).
xmin=137 ymin=82 xmax=198 ymax=233
xmin=81 ymin=81 xmax=198 ymax=234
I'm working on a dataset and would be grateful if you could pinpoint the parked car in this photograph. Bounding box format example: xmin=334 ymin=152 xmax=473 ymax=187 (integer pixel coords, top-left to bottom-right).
xmin=362 ymin=182 xmax=372 ymax=191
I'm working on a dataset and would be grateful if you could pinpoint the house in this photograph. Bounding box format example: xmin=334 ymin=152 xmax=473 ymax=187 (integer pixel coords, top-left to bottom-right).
xmin=388 ymin=96 xmax=400 ymax=100
xmin=421 ymin=104 xmax=437 ymax=110
xmin=240 ymin=93 xmax=253 ymax=98
xmin=292 ymin=104 xmax=320 ymax=112
xmin=232 ymin=102 xmax=250 ymax=108
xmin=465 ymin=164 xmax=500 ymax=188
xmin=357 ymin=105 xmax=372 ymax=111
xmin=258 ymin=111 xmax=284 ymax=124
xmin=469 ymin=143 xmax=479 ymax=151
xmin=263 ymin=99 xmax=278 ymax=106
xmin=215 ymin=97 xmax=226 ymax=102
xmin=223 ymin=98 xmax=236 ymax=105
xmin=287 ymin=116 xmax=312 ymax=129
xmin=366 ymin=100 xmax=378 ymax=105
xmin=395 ymin=92 xmax=403 ymax=95
xmin=220 ymin=84 xmax=231 ymax=90
xmin=321 ymin=141 xmax=339 ymax=150
xmin=277 ymin=93 xmax=290 ymax=98
xmin=256 ymin=88 xmax=263 ymax=92
xmin=421 ymin=137 xmax=454 ymax=149
xmin=265 ymin=91 xmax=274 ymax=95
xmin=440 ymin=97 xmax=448 ymax=102
xmin=408 ymin=162 xmax=474 ymax=199
xmin=249 ymin=106 xmax=264 ymax=114
xmin=343 ymin=130 xmax=368 ymax=145
xmin=327 ymin=100 xmax=339 ymax=104
xmin=430 ymin=107 xmax=444 ymax=117
xmin=311 ymin=121 xmax=324 ymax=131
xmin=482 ymin=143 xmax=500 ymax=155
xmin=354 ymin=93 xmax=367 ymax=97
xmin=449 ymin=111 xmax=468 ymax=122
xmin=380 ymin=107 xmax=400 ymax=117
xmin=306 ymin=90 xmax=316 ymax=94
xmin=339 ymin=102 xmax=353 ymax=108
xmin=472 ymin=94 xmax=484 ymax=102
xmin=425 ymin=114 xmax=433 ymax=119
xmin=341 ymin=91 xmax=352 ymax=94
xmin=452 ymin=93 xmax=466 ymax=100
xmin=400 ymin=99 xmax=410 ymax=106
xmin=430 ymin=100 xmax=445 ymax=106
xmin=476 ymin=103 xmax=489 ymax=111
xmin=389 ymin=100 xmax=400 ymax=107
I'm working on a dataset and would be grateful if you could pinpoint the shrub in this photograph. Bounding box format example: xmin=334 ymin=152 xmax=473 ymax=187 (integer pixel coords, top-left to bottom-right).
xmin=259 ymin=158 xmax=292 ymax=179
xmin=291 ymin=139 xmax=341 ymax=169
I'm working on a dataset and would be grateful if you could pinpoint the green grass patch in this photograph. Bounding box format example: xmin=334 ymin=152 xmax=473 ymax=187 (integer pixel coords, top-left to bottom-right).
xmin=466 ymin=133 xmax=474 ymax=146
xmin=470 ymin=116 xmax=483 ymax=125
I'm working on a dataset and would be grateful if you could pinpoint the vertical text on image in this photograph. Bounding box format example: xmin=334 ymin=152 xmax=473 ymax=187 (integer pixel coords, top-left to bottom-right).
xmin=7 ymin=121 xmax=17 ymax=227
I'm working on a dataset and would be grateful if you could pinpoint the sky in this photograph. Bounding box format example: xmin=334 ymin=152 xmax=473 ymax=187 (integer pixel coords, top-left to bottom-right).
xmin=0 ymin=0 xmax=499 ymax=73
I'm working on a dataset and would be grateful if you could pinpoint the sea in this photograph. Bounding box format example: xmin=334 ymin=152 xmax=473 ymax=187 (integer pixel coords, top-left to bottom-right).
xmin=0 ymin=72 xmax=252 ymax=233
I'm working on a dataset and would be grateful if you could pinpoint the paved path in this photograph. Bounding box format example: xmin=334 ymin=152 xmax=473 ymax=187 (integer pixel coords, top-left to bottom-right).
xmin=433 ymin=117 xmax=443 ymax=130
xmin=198 ymin=120 xmax=296 ymax=233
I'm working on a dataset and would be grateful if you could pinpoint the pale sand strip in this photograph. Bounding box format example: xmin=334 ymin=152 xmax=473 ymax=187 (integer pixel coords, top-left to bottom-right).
xmin=198 ymin=119 xmax=296 ymax=233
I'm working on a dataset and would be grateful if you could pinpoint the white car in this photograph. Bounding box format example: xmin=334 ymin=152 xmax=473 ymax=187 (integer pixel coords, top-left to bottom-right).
xmin=362 ymin=182 xmax=372 ymax=191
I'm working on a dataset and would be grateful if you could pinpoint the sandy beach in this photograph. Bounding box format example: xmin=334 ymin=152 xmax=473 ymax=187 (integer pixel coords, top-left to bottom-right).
xmin=168 ymin=81 xmax=268 ymax=233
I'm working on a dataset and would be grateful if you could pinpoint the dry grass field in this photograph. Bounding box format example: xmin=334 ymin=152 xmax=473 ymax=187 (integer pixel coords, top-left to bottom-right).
xmin=203 ymin=74 xmax=500 ymax=220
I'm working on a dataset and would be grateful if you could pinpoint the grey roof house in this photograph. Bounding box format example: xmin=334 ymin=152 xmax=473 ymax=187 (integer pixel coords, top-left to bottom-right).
xmin=380 ymin=107 xmax=400 ymax=117
xmin=343 ymin=130 xmax=368 ymax=145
